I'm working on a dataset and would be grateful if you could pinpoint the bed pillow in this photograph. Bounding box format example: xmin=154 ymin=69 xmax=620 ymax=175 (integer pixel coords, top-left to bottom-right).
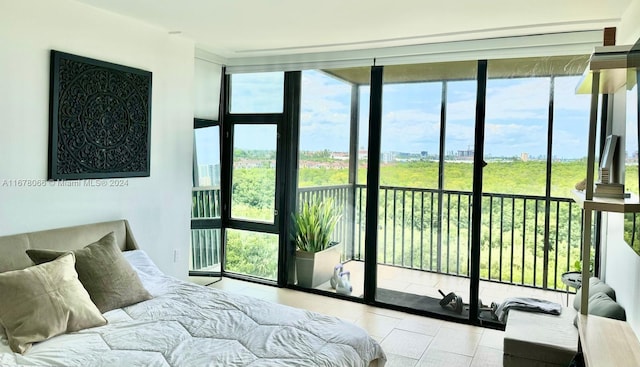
xmin=27 ymin=232 xmax=152 ymax=313
xmin=573 ymin=277 xmax=616 ymax=310
xmin=0 ymin=253 xmax=106 ymax=354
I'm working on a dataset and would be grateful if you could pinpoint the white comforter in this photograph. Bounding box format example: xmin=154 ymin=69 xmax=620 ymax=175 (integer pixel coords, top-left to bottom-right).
xmin=0 ymin=251 xmax=386 ymax=367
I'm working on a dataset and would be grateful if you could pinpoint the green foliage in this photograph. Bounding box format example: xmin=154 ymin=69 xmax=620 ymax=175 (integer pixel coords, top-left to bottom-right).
xmin=300 ymin=150 xmax=333 ymax=162
xmin=225 ymin=229 xmax=278 ymax=279
xmin=223 ymin=158 xmax=629 ymax=289
xmin=232 ymin=168 xmax=275 ymax=219
xmin=292 ymin=198 xmax=342 ymax=252
xmin=624 ymin=212 xmax=640 ymax=256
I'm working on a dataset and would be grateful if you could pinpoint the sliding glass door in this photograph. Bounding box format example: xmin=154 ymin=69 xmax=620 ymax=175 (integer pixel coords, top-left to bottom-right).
xmin=373 ymin=62 xmax=478 ymax=320
xmin=218 ymin=56 xmax=594 ymax=326
xmin=477 ymin=56 xmax=591 ymax=323
xmin=289 ymin=67 xmax=370 ymax=298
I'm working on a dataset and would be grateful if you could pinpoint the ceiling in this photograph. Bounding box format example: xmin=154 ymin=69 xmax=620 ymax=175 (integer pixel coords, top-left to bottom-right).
xmin=74 ymin=0 xmax=632 ymax=61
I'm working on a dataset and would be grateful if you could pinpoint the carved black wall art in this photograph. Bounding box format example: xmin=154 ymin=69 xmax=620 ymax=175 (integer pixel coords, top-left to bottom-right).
xmin=49 ymin=50 xmax=152 ymax=180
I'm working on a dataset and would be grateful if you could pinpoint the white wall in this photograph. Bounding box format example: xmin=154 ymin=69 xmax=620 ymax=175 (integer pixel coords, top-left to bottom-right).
xmin=603 ymin=213 xmax=640 ymax=335
xmin=0 ymin=0 xmax=194 ymax=279
xmin=618 ymin=0 xmax=640 ymax=45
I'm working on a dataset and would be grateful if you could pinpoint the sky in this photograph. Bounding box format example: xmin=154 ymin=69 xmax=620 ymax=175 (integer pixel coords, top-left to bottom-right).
xmin=196 ymin=67 xmax=639 ymax=165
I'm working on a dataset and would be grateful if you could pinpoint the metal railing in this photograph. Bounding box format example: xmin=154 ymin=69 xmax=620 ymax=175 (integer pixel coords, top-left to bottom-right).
xmin=190 ymin=187 xmax=221 ymax=271
xmin=191 ymin=184 xmax=587 ymax=291
xmin=299 ymin=184 xmax=586 ymax=291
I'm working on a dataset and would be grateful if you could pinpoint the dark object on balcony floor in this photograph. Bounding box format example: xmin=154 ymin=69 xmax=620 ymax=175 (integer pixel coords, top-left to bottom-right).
xmin=438 ymin=289 xmax=463 ymax=314
xmin=377 ymin=288 xmax=468 ymax=319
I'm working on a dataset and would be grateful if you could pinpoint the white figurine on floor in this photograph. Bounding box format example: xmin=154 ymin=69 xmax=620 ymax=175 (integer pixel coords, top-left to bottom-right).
xmin=330 ymin=264 xmax=343 ymax=289
xmin=336 ymin=271 xmax=352 ymax=295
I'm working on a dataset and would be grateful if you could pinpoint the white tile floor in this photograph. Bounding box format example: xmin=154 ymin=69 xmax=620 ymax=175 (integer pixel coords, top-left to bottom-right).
xmin=192 ymin=276 xmax=508 ymax=367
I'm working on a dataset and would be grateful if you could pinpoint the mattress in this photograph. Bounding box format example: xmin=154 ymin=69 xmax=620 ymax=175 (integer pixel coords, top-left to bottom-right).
xmin=0 ymin=250 xmax=386 ymax=366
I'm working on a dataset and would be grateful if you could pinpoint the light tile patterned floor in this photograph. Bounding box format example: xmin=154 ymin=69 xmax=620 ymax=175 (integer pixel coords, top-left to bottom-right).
xmin=193 ymin=276 xmax=508 ymax=367
xmin=325 ymin=261 xmax=574 ymax=309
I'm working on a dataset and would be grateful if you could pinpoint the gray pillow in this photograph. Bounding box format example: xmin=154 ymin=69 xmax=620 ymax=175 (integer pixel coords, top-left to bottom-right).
xmin=573 ymin=291 xmax=627 ymax=327
xmin=0 ymin=253 xmax=106 ymax=354
xmin=573 ymin=277 xmax=616 ymax=310
xmin=27 ymin=232 xmax=152 ymax=313
xmin=588 ymin=292 xmax=626 ymax=321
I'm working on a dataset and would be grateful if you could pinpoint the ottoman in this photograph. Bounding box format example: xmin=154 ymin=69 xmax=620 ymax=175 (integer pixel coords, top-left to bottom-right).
xmin=503 ymin=308 xmax=579 ymax=367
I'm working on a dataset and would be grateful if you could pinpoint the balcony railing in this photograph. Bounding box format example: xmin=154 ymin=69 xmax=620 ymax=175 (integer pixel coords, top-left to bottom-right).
xmin=193 ymin=184 xmax=588 ymax=291
xmin=190 ymin=187 xmax=221 ymax=271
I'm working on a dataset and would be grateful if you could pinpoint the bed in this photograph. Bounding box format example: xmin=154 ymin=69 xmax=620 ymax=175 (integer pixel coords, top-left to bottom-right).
xmin=0 ymin=220 xmax=386 ymax=366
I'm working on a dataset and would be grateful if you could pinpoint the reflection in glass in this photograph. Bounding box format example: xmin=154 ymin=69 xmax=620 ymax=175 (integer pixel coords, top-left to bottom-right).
xmin=225 ymin=229 xmax=278 ymax=280
xmin=190 ymin=228 xmax=221 ymax=272
xmin=230 ymin=72 xmax=284 ymax=113
xmin=626 ymin=84 xmax=638 ymax=194
xmin=625 ymin=213 xmax=640 ymax=255
xmin=231 ymin=124 xmax=277 ymax=223
xmin=193 ymin=126 xmax=221 ymax=219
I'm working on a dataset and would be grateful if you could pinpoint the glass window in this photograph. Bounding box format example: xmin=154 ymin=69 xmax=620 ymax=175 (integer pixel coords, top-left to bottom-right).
xmin=443 ymin=80 xmax=477 ymax=191
xmin=225 ymin=229 xmax=278 ymax=280
xmin=191 ymin=124 xmax=222 ymax=273
xmin=190 ymin=229 xmax=221 ymax=272
xmin=626 ymin=84 xmax=638 ymax=194
xmin=298 ymin=70 xmax=352 ymax=188
xmin=192 ymin=126 xmax=221 ymax=218
xmin=230 ymin=72 xmax=284 ymax=113
xmin=484 ymin=75 xmax=550 ymax=196
xmin=550 ymin=76 xmax=591 ymax=198
xmin=231 ymin=124 xmax=277 ymax=223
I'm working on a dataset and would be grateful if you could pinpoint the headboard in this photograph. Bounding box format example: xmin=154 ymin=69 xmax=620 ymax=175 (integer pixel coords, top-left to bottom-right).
xmin=0 ymin=220 xmax=138 ymax=273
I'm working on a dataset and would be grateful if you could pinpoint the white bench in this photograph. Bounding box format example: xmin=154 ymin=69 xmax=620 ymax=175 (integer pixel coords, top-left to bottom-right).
xmin=503 ymin=278 xmax=625 ymax=367
xmin=504 ymin=307 xmax=578 ymax=367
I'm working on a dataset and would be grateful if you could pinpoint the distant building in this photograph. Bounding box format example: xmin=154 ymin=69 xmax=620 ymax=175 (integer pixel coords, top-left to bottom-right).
xmin=457 ymin=148 xmax=474 ymax=160
xmin=198 ymin=164 xmax=220 ymax=187
xmin=521 ymin=152 xmax=529 ymax=162
xmin=381 ymin=151 xmax=394 ymax=163
xmin=331 ymin=152 xmax=349 ymax=160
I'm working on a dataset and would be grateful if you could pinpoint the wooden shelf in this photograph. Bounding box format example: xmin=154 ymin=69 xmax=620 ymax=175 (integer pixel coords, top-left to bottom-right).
xmin=571 ymin=190 xmax=640 ymax=213
xmin=578 ymin=314 xmax=640 ymax=367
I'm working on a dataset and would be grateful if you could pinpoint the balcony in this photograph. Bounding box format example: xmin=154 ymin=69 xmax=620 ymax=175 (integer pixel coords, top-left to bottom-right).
xmin=191 ymin=184 xmax=586 ymax=311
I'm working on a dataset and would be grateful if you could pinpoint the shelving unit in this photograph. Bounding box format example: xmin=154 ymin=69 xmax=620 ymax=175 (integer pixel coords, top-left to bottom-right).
xmin=573 ymin=44 xmax=640 ymax=315
xmin=572 ymin=43 xmax=640 ymax=367
xmin=571 ymin=190 xmax=640 ymax=213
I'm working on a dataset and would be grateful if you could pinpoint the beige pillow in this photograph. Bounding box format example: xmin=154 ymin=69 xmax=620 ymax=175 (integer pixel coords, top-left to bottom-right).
xmin=27 ymin=232 xmax=152 ymax=313
xmin=0 ymin=253 xmax=106 ymax=354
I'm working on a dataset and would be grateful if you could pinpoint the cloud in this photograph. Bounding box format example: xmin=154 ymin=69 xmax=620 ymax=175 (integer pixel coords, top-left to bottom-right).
xmin=381 ymin=109 xmax=441 ymax=153
xmin=230 ymin=70 xmax=595 ymax=158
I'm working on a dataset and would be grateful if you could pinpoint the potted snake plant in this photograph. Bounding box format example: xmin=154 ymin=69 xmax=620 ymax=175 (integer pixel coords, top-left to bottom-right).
xmin=292 ymin=198 xmax=342 ymax=288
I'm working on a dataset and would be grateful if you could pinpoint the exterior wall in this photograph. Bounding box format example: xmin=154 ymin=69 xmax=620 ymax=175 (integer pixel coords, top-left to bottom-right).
xmin=0 ymin=0 xmax=194 ymax=279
